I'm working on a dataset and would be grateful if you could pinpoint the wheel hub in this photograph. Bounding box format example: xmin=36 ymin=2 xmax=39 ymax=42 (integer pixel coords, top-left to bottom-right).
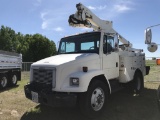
xmin=97 ymin=94 xmax=103 ymax=104
xmin=91 ymin=88 xmax=105 ymax=111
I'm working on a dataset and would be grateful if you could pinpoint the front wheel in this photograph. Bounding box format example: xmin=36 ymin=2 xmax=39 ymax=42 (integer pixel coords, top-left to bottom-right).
xmin=79 ymin=80 xmax=109 ymax=118
xmin=133 ymin=72 xmax=144 ymax=94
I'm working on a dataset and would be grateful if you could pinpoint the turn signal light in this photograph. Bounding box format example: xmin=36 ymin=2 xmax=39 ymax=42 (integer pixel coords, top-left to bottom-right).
xmin=83 ymin=66 xmax=88 ymax=72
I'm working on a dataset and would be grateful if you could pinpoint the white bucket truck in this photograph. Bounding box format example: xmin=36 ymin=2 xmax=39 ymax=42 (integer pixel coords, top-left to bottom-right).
xmin=0 ymin=50 xmax=22 ymax=89
xmin=24 ymin=3 xmax=150 ymax=117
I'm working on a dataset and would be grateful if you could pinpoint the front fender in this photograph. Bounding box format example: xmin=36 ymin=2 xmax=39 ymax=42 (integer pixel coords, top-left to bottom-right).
xmin=59 ymin=70 xmax=105 ymax=92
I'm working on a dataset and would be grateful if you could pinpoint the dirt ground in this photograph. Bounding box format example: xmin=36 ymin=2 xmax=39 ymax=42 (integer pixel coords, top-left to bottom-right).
xmin=20 ymin=83 xmax=160 ymax=120
xmin=0 ymin=71 xmax=160 ymax=120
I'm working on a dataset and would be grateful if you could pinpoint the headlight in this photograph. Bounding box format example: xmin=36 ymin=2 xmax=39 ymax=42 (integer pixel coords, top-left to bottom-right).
xmin=70 ymin=77 xmax=79 ymax=86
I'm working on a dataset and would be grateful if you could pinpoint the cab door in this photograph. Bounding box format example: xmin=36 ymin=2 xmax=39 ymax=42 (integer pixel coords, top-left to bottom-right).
xmin=102 ymin=35 xmax=119 ymax=79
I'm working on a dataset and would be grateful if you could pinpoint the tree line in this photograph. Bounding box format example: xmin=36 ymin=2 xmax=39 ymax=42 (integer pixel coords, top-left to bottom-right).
xmin=0 ymin=25 xmax=57 ymax=62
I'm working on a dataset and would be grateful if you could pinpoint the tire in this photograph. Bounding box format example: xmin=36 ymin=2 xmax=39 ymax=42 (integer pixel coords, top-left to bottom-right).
xmin=0 ymin=74 xmax=8 ymax=89
xmin=9 ymin=74 xmax=18 ymax=86
xmin=79 ymin=80 xmax=109 ymax=118
xmin=133 ymin=72 xmax=144 ymax=94
xmin=157 ymin=85 xmax=160 ymax=111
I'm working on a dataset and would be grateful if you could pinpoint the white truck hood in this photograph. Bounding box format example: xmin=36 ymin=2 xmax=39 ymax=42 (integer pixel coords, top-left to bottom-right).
xmin=32 ymin=53 xmax=98 ymax=66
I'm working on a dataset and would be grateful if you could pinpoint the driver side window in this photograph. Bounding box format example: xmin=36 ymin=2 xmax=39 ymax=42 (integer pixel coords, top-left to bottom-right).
xmin=103 ymin=35 xmax=114 ymax=54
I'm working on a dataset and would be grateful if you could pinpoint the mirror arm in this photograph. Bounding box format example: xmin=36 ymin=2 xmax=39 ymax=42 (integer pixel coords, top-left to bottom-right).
xmin=146 ymin=24 xmax=160 ymax=29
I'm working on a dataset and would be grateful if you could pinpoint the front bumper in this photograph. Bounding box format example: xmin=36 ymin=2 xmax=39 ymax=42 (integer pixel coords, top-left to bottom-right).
xmin=24 ymin=84 xmax=77 ymax=107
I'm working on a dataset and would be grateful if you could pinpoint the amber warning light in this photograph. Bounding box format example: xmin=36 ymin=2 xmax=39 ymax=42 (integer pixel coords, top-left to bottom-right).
xmin=83 ymin=66 xmax=88 ymax=72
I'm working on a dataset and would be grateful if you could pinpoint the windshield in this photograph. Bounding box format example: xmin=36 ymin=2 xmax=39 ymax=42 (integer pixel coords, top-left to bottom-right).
xmin=58 ymin=32 xmax=100 ymax=54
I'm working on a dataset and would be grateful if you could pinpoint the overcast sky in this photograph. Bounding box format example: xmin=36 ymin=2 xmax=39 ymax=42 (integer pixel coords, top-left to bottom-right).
xmin=0 ymin=0 xmax=160 ymax=57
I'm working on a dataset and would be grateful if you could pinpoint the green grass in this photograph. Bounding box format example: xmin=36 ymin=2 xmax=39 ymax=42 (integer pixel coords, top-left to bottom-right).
xmin=9 ymin=72 xmax=29 ymax=93
xmin=27 ymin=107 xmax=41 ymax=114
xmin=0 ymin=68 xmax=160 ymax=120
xmin=10 ymin=80 xmax=28 ymax=93
xmin=0 ymin=72 xmax=36 ymax=120
xmin=145 ymin=60 xmax=160 ymax=82
xmin=146 ymin=60 xmax=157 ymax=66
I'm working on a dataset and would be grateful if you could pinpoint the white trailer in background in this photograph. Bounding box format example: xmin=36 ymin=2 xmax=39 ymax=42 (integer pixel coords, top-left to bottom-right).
xmin=0 ymin=50 xmax=22 ymax=89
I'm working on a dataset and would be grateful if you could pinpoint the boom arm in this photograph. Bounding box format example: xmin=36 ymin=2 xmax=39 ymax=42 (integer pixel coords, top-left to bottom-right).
xmin=68 ymin=3 xmax=132 ymax=47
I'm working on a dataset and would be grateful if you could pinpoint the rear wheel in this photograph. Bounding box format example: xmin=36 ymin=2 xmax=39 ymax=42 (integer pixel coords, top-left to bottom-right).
xmin=79 ymin=80 xmax=109 ymax=118
xmin=10 ymin=74 xmax=18 ymax=86
xmin=0 ymin=74 xmax=8 ymax=89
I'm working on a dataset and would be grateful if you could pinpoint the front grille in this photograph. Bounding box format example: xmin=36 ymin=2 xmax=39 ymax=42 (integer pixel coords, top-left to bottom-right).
xmin=32 ymin=68 xmax=56 ymax=88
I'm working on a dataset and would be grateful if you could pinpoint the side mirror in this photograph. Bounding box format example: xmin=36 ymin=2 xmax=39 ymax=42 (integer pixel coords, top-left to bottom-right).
xmin=147 ymin=42 xmax=158 ymax=52
xmin=145 ymin=29 xmax=152 ymax=44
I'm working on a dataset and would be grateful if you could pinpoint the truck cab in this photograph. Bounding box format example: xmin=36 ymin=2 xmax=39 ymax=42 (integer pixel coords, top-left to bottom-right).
xmin=58 ymin=31 xmax=119 ymax=82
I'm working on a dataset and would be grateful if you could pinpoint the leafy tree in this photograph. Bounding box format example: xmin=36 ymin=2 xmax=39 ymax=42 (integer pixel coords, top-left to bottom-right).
xmin=0 ymin=25 xmax=57 ymax=62
xmin=0 ymin=25 xmax=14 ymax=51
xmin=26 ymin=34 xmax=56 ymax=62
xmin=152 ymin=57 xmax=156 ymax=60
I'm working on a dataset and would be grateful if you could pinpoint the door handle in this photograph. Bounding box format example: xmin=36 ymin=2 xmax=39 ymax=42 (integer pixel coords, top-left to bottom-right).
xmin=116 ymin=62 xmax=118 ymax=67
